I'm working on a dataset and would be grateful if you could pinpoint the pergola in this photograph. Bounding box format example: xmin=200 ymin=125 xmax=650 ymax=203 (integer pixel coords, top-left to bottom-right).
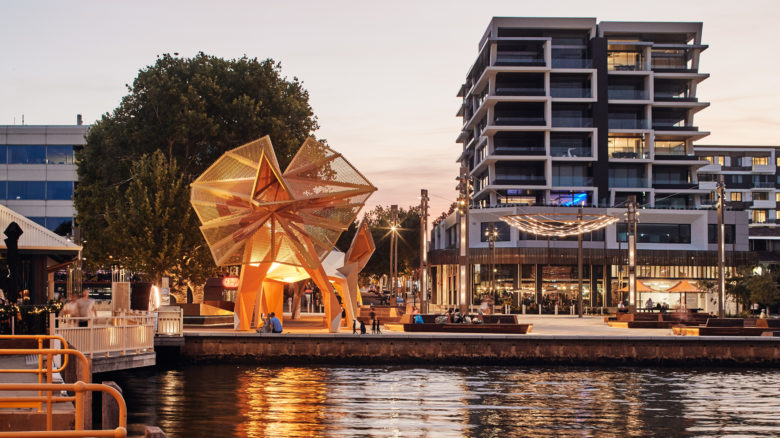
xmin=502 ymin=210 xmax=619 ymax=317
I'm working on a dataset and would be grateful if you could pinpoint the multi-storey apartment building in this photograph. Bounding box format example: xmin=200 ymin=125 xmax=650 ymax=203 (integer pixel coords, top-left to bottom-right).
xmin=0 ymin=118 xmax=87 ymax=234
xmin=696 ymin=145 xmax=780 ymax=262
xmin=431 ymin=18 xmax=751 ymax=314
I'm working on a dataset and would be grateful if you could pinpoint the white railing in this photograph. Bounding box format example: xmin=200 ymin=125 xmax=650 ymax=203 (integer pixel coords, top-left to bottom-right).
xmin=52 ymin=311 xmax=155 ymax=358
xmin=156 ymin=306 xmax=183 ymax=336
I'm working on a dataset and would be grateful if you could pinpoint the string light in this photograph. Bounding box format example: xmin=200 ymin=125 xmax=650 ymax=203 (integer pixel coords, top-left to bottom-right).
xmin=502 ymin=212 xmax=619 ymax=237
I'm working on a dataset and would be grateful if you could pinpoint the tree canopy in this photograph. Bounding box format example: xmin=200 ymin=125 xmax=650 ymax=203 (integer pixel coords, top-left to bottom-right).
xmin=75 ymin=52 xmax=319 ymax=286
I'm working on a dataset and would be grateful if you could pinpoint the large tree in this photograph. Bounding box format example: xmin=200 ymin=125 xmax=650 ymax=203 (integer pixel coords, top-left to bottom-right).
xmin=75 ymin=52 xmax=319 ymax=287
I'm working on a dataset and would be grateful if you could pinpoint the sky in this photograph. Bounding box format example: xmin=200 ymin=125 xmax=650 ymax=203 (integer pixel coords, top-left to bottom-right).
xmin=1 ymin=0 xmax=779 ymax=218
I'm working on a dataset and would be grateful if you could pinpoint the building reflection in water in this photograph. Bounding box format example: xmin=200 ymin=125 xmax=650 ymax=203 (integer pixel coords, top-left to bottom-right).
xmin=107 ymin=364 xmax=780 ymax=437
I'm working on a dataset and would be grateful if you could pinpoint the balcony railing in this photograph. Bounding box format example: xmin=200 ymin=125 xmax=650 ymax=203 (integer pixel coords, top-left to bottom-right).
xmin=609 ymin=178 xmax=648 ymax=188
xmin=652 ymin=182 xmax=698 ymax=190
xmin=551 ymin=146 xmax=592 ymax=158
xmin=493 ymin=176 xmax=546 ymax=186
xmin=609 ymin=119 xmax=649 ymax=129
xmin=609 ymin=148 xmax=648 ymax=159
xmin=552 ymin=177 xmax=593 ymax=186
xmin=608 ymin=89 xmax=648 ymax=100
xmin=495 ymin=87 xmax=545 ymax=96
xmin=552 ymin=117 xmax=593 ymax=128
xmin=550 ymin=88 xmax=592 ymax=98
xmin=495 ymin=55 xmax=546 ymax=67
xmin=494 ymin=146 xmax=545 ymax=156
xmin=652 ymin=124 xmax=699 ymax=131
xmin=551 ymin=58 xmax=593 ymax=69
xmin=494 ymin=116 xmax=546 ymax=126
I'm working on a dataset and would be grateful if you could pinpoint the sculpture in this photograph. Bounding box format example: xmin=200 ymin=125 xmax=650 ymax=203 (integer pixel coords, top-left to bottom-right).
xmin=190 ymin=136 xmax=376 ymax=331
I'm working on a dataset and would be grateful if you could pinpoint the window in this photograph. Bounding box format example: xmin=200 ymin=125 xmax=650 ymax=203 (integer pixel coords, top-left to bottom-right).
xmin=609 ymin=165 xmax=646 ymax=188
xmin=753 ymin=192 xmax=769 ymax=201
xmin=608 ymin=135 xmax=646 ymax=158
xmin=707 ymin=224 xmax=736 ymax=244
xmin=776 ymin=193 xmax=780 ymax=202
xmin=46 ymin=146 xmax=75 ymax=164
xmin=480 ymin=222 xmax=511 ymax=242
xmin=616 ymin=223 xmax=691 ymax=244
xmin=777 ymin=157 xmax=780 ymax=167
xmin=752 ymin=210 xmax=767 ymax=224
xmin=7 ymin=181 xmax=45 ymax=200
xmin=8 ymin=145 xmax=46 ymax=164
xmin=45 ymin=217 xmax=73 ymax=234
xmin=730 ymin=192 xmax=742 ymax=202
xmin=753 ymin=156 xmax=768 ymax=166
xmin=46 ymin=182 xmax=74 ymax=200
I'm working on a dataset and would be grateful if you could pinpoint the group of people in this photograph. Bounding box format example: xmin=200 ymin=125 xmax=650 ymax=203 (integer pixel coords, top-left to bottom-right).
xmin=353 ymin=306 xmax=382 ymax=334
xmin=59 ymin=289 xmax=97 ymax=327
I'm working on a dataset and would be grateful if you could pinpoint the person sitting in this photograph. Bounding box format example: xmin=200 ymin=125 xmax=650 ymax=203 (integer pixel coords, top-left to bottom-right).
xmin=453 ymin=309 xmax=462 ymax=324
xmin=645 ymin=298 xmax=653 ymax=311
xmin=617 ymin=302 xmax=627 ymax=313
xmin=269 ymin=312 xmax=283 ymax=333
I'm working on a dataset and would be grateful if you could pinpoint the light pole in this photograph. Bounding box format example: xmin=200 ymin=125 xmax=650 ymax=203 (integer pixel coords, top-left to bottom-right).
xmin=390 ymin=204 xmax=399 ymax=299
xmin=420 ymin=189 xmax=429 ymax=313
xmin=717 ymin=175 xmax=726 ymax=318
xmin=485 ymin=224 xmax=498 ymax=303
xmin=456 ymin=166 xmax=472 ymax=313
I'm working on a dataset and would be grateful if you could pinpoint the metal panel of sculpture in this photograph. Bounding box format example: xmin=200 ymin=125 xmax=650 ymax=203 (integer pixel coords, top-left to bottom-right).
xmin=191 ymin=136 xmax=376 ymax=331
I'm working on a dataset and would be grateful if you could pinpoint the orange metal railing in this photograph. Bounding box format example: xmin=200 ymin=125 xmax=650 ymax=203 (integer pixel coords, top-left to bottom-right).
xmin=0 ymin=348 xmax=90 ymax=430
xmin=0 ymin=381 xmax=127 ymax=437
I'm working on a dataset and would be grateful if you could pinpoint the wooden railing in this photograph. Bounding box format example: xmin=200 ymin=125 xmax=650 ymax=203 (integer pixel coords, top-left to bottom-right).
xmin=52 ymin=312 xmax=154 ymax=358
xmin=156 ymin=306 xmax=183 ymax=336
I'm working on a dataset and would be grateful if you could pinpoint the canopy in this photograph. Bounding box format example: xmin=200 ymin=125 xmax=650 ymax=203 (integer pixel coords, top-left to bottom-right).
xmin=666 ymin=280 xmax=703 ymax=293
xmin=617 ymin=281 xmax=656 ymax=293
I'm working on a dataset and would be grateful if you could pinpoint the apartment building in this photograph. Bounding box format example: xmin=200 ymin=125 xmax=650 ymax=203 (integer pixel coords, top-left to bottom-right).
xmin=431 ymin=18 xmax=751 ymax=313
xmin=696 ymin=145 xmax=780 ymax=262
xmin=0 ymin=118 xmax=88 ymax=234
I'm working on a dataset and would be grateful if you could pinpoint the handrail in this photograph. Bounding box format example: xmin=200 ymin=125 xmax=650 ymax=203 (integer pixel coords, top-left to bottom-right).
xmin=0 ymin=334 xmax=71 ymax=374
xmin=0 ymin=381 xmax=126 ymax=438
xmin=0 ymin=348 xmax=91 ymax=430
xmin=53 ymin=312 xmax=155 ymax=358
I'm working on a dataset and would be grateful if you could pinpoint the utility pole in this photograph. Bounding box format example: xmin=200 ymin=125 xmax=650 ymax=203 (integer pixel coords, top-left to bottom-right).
xmin=420 ymin=189 xmax=429 ymax=313
xmin=577 ymin=207 xmax=584 ymax=318
xmin=626 ymin=195 xmax=638 ymax=310
xmin=717 ymin=175 xmax=726 ymax=318
xmin=457 ymin=166 xmax=471 ymax=313
xmin=390 ymin=204 xmax=398 ymax=298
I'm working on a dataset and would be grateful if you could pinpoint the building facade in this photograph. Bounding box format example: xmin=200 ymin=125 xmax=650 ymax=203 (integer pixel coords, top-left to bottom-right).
xmin=431 ymin=18 xmax=752 ymax=314
xmin=0 ymin=119 xmax=88 ymax=234
xmin=696 ymin=145 xmax=780 ymax=263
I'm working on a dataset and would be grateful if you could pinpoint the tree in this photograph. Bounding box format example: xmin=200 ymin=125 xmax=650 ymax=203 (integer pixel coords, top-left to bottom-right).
xmin=336 ymin=205 xmax=421 ymax=278
xmin=75 ymin=52 xmax=319 ymax=288
xmin=102 ymin=151 xmax=210 ymax=287
xmin=727 ymin=267 xmax=780 ymax=314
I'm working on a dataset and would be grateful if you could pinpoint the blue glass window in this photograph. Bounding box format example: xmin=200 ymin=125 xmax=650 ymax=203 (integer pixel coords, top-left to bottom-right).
xmin=45 ymin=217 xmax=73 ymax=232
xmin=46 ymin=146 xmax=74 ymax=164
xmin=8 ymin=181 xmax=45 ymax=200
xmin=46 ymin=182 xmax=73 ymax=200
xmin=8 ymin=145 xmax=46 ymax=164
xmin=28 ymin=217 xmax=47 ymax=227
xmin=0 ymin=146 xmax=6 ymax=164
xmin=0 ymin=181 xmax=6 ymax=199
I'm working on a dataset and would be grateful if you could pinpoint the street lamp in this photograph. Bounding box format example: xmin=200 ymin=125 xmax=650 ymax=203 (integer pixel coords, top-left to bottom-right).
xmin=484 ymin=224 xmax=499 ymax=302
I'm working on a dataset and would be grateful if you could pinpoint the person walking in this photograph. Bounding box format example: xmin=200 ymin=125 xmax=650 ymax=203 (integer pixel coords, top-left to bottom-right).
xmin=375 ymin=318 xmax=381 ymax=334
xmin=75 ymin=289 xmax=97 ymax=327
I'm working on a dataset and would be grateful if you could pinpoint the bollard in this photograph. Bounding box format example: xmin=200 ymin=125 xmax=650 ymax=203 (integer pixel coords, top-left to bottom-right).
xmin=145 ymin=426 xmax=168 ymax=438
xmin=538 ymin=304 xmax=541 ymax=315
xmin=102 ymin=381 xmax=123 ymax=430
xmin=522 ymin=304 xmax=526 ymax=315
xmin=554 ymin=304 xmax=558 ymax=315
xmin=570 ymin=306 xmax=575 ymax=315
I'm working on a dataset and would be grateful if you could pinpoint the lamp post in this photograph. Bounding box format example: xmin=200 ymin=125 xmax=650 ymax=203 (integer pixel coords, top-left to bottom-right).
xmin=456 ymin=166 xmax=472 ymax=313
xmin=420 ymin=189 xmax=429 ymax=313
xmin=717 ymin=175 xmax=726 ymax=318
xmin=485 ymin=223 xmax=498 ymax=303
xmin=626 ymin=195 xmax=638 ymax=310
xmin=390 ymin=204 xmax=399 ymax=299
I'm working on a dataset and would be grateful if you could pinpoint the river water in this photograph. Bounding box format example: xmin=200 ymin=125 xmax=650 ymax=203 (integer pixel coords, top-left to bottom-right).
xmin=104 ymin=364 xmax=780 ymax=437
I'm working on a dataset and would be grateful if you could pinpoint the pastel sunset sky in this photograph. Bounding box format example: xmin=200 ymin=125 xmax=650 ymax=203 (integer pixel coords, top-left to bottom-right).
xmin=1 ymin=0 xmax=778 ymax=217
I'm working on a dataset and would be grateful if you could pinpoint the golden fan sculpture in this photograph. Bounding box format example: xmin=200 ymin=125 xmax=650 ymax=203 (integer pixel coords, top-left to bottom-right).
xmin=191 ymin=136 xmax=376 ymax=332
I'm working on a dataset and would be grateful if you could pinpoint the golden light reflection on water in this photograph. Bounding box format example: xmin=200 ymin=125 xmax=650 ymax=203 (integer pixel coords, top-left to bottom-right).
xmin=111 ymin=365 xmax=780 ymax=437
xmin=235 ymin=367 xmax=328 ymax=438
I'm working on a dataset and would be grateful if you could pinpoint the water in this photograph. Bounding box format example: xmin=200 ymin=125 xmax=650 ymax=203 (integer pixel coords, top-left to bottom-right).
xmin=104 ymin=365 xmax=780 ymax=437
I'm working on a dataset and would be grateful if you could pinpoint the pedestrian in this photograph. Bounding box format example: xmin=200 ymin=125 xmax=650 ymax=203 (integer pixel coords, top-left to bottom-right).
xmin=371 ymin=318 xmax=376 ymax=334
xmin=353 ymin=319 xmax=357 ymax=334
xmin=269 ymin=312 xmax=283 ymax=333
xmin=360 ymin=320 xmax=367 ymax=334
xmin=75 ymin=289 xmax=97 ymax=327
xmin=375 ymin=318 xmax=381 ymax=334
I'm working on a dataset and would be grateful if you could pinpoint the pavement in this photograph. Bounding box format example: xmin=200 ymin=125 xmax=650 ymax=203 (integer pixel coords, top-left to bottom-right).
xmin=183 ymin=313 xmax=675 ymax=337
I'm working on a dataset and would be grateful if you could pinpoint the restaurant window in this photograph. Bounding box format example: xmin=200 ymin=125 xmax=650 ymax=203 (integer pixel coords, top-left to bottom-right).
xmin=777 ymin=157 xmax=780 ymax=167
xmin=707 ymin=224 xmax=735 ymax=244
xmin=730 ymin=192 xmax=742 ymax=202
xmin=776 ymin=192 xmax=780 ymax=202
xmin=752 ymin=210 xmax=767 ymax=224
xmin=753 ymin=192 xmax=769 ymax=201
xmin=753 ymin=157 xmax=769 ymax=166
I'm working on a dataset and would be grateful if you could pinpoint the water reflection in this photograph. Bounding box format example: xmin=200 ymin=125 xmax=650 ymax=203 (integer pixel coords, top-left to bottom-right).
xmin=105 ymin=365 xmax=780 ymax=437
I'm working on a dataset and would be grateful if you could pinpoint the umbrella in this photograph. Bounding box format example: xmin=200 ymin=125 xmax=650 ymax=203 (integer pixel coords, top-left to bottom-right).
xmin=617 ymin=281 xmax=656 ymax=307
xmin=666 ymin=280 xmax=703 ymax=310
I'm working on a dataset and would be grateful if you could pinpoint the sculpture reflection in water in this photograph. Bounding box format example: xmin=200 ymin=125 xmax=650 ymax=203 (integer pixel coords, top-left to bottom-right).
xmin=190 ymin=136 xmax=376 ymax=332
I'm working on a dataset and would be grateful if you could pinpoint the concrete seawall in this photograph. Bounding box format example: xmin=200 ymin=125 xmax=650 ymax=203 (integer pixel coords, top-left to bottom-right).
xmin=180 ymin=333 xmax=780 ymax=366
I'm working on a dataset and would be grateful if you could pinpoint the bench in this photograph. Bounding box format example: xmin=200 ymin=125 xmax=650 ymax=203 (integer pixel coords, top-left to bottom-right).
xmin=705 ymin=318 xmax=744 ymax=327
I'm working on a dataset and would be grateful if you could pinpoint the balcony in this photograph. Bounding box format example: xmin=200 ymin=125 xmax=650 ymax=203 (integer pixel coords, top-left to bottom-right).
xmin=494 ymin=116 xmax=546 ymax=126
xmin=752 ymin=199 xmax=775 ymax=209
xmin=609 ymin=177 xmax=648 ymax=189
xmin=493 ymin=175 xmax=546 ymax=186
xmin=551 ymin=145 xmax=592 ymax=158
xmin=652 ymin=123 xmax=699 ymax=131
xmin=550 ymin=87 xmax=592 ymax=98
xmin=552 ymin=117 xmax=593 ymax=128
xmin=494 ymin=145 xmax=545 ymax=156
xmin=698 ymin=181 xmax=717 ymax=190
xmin=552 ymin=176 xmax=593 ymax=187
xmin=495 ymin=86 xmax=545 ymax=96
xmin=551 ymin=58 xmax=593 ymax=69
xmin=608 ymin=119 xmax=649 ymax=130
xmin=607 ymin=50 xmax=646 ymax=72
xmin=495 ymin=41 xmax=546 ymax=67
